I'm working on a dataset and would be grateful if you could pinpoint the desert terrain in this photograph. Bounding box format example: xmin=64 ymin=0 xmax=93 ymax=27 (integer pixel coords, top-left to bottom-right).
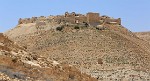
xmin=1 ymin=12 xmax=150 ymax=81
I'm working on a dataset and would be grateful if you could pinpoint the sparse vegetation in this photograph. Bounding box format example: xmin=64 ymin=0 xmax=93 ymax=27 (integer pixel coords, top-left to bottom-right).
xmin=12 ymin=58 xmax=18 ymax=63
xmin=74 ymin=26 xmax=80 ymax=29
xmin=84 ymin=22 xmax=89 ymax=27
xmin=56 ymin=26 xmax=64 ymax=31
xmin=96 ymin=27 xmax=105 ymax=30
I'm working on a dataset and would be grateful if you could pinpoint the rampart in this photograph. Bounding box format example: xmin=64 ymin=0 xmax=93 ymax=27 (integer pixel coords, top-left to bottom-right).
xmin=18 ymin=12 xmax=122 ymax=27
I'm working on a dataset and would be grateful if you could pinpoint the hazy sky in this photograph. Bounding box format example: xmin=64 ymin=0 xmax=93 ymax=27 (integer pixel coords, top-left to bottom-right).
xmin=0 ymin=0 xmax=150 ymax=32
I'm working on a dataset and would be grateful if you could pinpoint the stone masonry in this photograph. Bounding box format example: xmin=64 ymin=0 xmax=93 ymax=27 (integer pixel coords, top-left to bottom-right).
xmin=18 ymin=12 xmax=121 ymax=27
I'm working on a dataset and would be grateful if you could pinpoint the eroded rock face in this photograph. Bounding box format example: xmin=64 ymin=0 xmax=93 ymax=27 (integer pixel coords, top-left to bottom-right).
xmin=0 ymin=33 xmax=97 ymax=81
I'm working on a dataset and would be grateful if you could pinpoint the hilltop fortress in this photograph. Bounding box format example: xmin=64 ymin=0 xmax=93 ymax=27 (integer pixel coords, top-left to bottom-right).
xmin=5 ymin=12 xmax=150 ymax=81
xmin=18 ymin=12 xmax=121 ymax=28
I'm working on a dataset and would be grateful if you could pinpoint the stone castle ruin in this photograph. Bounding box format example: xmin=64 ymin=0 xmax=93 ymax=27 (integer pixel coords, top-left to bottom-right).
xmin=18 ymin=12 xmax=121 ymax=27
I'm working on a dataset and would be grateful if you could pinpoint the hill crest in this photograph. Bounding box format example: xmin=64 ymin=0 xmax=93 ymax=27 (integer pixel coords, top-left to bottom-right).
xmin=4 ymin=12 xmax=150 ymax=81
xmin=18 ymin=12 xmax=121 ymax=27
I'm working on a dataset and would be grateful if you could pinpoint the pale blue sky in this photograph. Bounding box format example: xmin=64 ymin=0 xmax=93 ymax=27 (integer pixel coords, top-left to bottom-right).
xmin=0 ymin=0 xmax=150 ymax=32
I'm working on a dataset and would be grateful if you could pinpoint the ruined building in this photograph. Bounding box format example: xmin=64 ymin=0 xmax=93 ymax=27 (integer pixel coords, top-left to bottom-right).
xmin=18 ymin=12 xmax=121 ymax=27
xmin=87 ymin=12 xmax=100 ymax=26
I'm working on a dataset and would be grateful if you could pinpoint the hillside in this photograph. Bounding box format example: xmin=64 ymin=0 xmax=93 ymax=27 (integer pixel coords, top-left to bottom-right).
xmin=0 ymin=33 xmax=97 ymax=81
xmin=134 ymin=31 xmax=150 ymax=44
xmin=4 ymin=12 xmax=150 ymax=81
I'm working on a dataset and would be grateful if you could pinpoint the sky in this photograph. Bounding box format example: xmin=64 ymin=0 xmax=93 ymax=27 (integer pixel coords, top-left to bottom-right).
xmin=0 ymin=0 xmax=150 ymax=32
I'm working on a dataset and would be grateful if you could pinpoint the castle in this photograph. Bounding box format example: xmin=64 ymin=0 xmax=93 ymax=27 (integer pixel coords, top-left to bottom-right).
xmin=18 ymin=12 xmax=121 ymax=27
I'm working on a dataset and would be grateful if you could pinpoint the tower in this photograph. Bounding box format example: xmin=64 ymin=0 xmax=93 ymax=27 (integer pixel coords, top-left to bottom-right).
xmin=87 ymin=12 xmax=100 ymax=26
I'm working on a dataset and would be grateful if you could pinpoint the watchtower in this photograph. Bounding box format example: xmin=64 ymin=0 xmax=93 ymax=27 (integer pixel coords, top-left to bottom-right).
xmin=87 ymin=12 xmax=100 ymax=26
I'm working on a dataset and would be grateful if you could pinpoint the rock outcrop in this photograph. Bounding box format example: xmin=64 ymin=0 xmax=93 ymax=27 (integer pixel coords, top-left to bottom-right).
xmin=0 ymin=33 xmax=97 ymax=81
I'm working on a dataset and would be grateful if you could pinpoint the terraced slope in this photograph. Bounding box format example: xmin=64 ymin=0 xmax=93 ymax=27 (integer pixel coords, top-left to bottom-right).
xmin=5 ymin=24 xmax=150 ymax=81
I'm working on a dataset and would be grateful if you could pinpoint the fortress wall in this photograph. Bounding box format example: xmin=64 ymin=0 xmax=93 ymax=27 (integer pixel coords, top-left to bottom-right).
xmin=117 ymin=18 xmax=121 ymax=25
xmin=105 ymin=18 xmax=121 ymax=25
xmin=18 ymin=12 xmax=122 ymax=26
xmin=64 ymin=17 xmax=76 ymax=24
xmin=87 ymin=13 xmax=100 ymax=24
xmin=75 ymin=16 xmax=87 ymax=23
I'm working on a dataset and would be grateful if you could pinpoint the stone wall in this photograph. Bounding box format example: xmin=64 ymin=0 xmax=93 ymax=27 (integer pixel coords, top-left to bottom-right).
xmin=87 ymin=12 xmax=100 ymax=24
xmin=18 ymin=12 xmax=121 ymax=26
xmin=64 ymin=17 xmax=76 ymax=24
xmin=75 ymin=16 xmax=87 ymax=24
xmin=105 ymin=18 xmax=121 ymax=25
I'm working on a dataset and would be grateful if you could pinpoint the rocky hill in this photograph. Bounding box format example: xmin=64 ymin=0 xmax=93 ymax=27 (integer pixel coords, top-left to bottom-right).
xmin=0 ymin=33 xmax=97 ymax=81
xmin=134 ymin=31 xmax=150 ymax=44
xmin=4 ymin=12 xmax=150 ymax=81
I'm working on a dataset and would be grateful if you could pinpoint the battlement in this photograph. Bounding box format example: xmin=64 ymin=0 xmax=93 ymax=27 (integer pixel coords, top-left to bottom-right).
xmin=18 ymin=12 xmax=122 ymax=27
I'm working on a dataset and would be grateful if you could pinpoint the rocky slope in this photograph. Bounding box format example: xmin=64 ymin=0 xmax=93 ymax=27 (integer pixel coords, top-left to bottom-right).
xmin=134 ymin=31 xmax=150 ymax=44
xmin=0 ymin=33 xmax=97 ymax=81
xmin=4 ymin=23 xmax=150 ymax=80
